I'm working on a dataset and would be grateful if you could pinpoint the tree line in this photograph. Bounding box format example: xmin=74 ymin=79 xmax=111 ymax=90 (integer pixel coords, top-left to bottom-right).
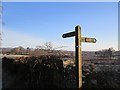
xmin=2 ymin=42 xmax=117 ymax=59
xmin=95 ymin=48 xmax=115 ymax=59
xmin=2 ymin=42 xmax=73 ymax=58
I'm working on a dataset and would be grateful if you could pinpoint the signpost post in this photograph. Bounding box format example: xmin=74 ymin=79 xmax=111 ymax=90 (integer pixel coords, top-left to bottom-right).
xmin=62 ymin=25 xmax=97 ymax=89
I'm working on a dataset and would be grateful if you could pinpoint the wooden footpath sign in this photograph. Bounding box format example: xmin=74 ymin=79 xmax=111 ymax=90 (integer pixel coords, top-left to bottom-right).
xmin=62 ymin=25 xmax=97 ymax=89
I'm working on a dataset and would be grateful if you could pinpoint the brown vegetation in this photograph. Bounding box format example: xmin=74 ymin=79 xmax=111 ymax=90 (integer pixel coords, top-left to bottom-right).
xmin=2 ymin=56 xmax=64 ymax=88
xmin=2 ymin=56 xmax=120 ymax=89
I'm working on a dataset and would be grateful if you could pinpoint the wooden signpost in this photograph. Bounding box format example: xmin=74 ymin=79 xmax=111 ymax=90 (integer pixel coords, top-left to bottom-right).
xmin=62 ymin=25 xmax=97 ymax=89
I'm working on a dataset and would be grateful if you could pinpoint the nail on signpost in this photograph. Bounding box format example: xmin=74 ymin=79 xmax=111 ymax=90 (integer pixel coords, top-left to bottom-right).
xmin=62 ymin=25 xmax=97 ymax=89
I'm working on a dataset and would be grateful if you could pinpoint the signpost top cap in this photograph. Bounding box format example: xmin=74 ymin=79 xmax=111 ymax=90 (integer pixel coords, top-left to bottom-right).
xmin=75 ymin=25 xmax=81 ymax=29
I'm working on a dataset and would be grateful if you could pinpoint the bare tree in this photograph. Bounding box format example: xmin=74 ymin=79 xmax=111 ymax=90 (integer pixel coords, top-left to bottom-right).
xmin=44 ymin=42 xmax=53 ymax=50
xmin=34 ymin=42 xmax=67 ymax=56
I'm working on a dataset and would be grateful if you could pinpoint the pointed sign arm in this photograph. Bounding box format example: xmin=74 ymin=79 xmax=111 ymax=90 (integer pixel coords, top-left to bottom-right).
xmin=81 ymin=37 xmax=97 ymax=43
xmin=62 ymin=31 xmax=75 ymax=38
